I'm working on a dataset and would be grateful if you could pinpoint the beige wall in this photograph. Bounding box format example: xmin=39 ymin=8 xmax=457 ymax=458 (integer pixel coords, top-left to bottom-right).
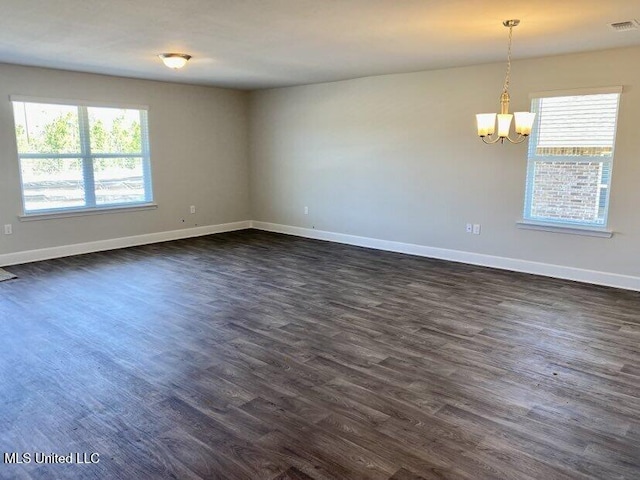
xmin=2 ymin=47 xmax=639 ymax=283
xmin=0 ymin=64 xmax=250 ymax=255
xmin=249 ymin=46 xmax=640 ymax=278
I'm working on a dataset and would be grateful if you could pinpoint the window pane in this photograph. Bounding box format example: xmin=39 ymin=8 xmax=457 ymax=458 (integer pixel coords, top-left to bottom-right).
xmin=13 ymin=102 xmax=81 ymax=154
xmin=88 ymin=107 xmax=143 ymax=154
xmin=524 ymin=91 xmax=620 ymax=227
xmin=529 ymin=161 xmax=607 ymax=225
xmin=533 ymin=94 xmax=619 ymax=157
xmin=12 ymin=99 xmax=152 ymax=214
xmin=20 ymin=158 xmax=85 ymax=212
xmin=93 ymin=157 xmax=146 ymax=205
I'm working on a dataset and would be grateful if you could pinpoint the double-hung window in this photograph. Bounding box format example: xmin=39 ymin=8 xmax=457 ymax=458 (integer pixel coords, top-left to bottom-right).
xmin=12 ymin=97 xmax=153 ymax=215
xmin=523 ymin=87 xmax=622 ymax=231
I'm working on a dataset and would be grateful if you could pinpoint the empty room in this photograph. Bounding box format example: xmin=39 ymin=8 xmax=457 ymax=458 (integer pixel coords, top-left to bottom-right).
xmin=1 ymin=1 xmax=639 ymax=479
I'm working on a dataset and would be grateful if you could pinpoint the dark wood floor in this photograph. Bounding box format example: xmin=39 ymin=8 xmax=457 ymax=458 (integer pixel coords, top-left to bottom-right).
xmin=1 ymin=229 xmax=639 ymax=480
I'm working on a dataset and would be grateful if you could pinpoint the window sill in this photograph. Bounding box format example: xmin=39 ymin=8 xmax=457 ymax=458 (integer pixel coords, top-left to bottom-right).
xmin=19 ymin=203 xmax=158 ymax=222
xmin=516 ymin=221 xmax=613 ymax=238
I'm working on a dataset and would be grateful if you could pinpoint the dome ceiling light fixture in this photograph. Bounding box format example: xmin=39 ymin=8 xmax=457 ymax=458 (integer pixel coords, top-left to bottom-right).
xmin=158 ymin=53 xmax=192 ymax=69
xmin=476 ymin=20 xmax=535 ymax=144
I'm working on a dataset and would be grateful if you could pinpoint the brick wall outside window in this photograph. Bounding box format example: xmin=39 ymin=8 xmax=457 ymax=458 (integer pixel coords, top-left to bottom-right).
xmin=530 ymin=161 xmax=602 ymax=222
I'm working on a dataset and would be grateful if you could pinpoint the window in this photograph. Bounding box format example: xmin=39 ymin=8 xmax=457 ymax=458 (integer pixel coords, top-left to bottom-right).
xmin=523 ymin=88 xmax=621 ymax=229
xmin=12 ymin=98 xmax=153 ymax=215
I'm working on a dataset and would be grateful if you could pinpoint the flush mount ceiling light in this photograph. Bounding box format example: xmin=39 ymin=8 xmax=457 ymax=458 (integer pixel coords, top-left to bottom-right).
xmin=609 ymin=19 xmax=639 ymax=31
xmin=476 ymin=20 xmax=535 ymax=144
xmin=158 ymin=53 xmax=192 ymax=69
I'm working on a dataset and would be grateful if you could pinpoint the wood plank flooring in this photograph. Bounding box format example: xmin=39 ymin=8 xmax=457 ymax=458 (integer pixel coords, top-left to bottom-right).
xmin=0 ymin=229 xmax=639 ymax=479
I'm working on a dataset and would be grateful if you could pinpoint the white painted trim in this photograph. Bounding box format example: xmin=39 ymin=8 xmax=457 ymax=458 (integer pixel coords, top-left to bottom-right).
xmin=529 ymin=86 xmax=623 ymax=99
xmin=2 ymin=219 xmax=637 ymax=292
xmin=251 ymin=221 xmax=640 ymax=292
xmin=516 ymin=221 xmax=613 ymax=238
xmin=19 ymin=203 xmax=158 ymax=221
xmin=10 ymin=94 xmax=149 ymax=110
xmin=0 ymin=220 xmax=251 ymax=267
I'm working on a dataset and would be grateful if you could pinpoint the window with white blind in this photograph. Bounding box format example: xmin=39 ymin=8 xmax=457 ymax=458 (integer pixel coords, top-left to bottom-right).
xmin=523 ymin=88 xmax=622 ymax=230
xmin=12 ymin=97 xmax=153 ymax=215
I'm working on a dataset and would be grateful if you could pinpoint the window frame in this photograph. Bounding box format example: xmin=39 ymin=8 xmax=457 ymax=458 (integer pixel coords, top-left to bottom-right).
xmin=521 ymin=86 xmax=622 ymax=234
xmin=11 ymin=96 xmax=154 ymax=218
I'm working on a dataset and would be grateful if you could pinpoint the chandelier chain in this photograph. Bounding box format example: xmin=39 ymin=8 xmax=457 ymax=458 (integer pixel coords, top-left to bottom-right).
xmin=502 ymin=25 xmax=513 ymax=94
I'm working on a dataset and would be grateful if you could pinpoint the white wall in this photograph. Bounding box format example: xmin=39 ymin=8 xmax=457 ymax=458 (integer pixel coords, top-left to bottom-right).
xmin=249 ymin=46 xmax=640 ymax=283
xmin=0 ymin=64 xmax=250 ymax=257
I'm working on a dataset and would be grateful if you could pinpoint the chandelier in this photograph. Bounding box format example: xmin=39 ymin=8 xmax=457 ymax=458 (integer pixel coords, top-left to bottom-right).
xmin=476 ymin=20 xmax=535 ymax=144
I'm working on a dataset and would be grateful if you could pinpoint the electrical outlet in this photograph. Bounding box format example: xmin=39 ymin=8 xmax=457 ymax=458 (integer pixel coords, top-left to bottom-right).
xmin=473 ymin=224 xmax=481 ymax=235
xmin=465 ymin=223 xmax=473 ymax=233
xmin=190 ymin=205 xmax=196 ymax=214
xmin=4 ymin=224 xmax=12 ymax=235
xmin=304 ymin=206 xmax=309 ymax=215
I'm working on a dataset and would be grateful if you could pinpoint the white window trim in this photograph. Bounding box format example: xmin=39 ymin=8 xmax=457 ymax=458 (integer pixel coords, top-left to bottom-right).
xmin=516 ymin=220 xmax=613 ymax=238
xmin=12 ymin=97 xmax=153 ymax=217
xmin=9 ymin=94 xmax=149 ymax=111
xmin=529 ymin=85 xmax=623 ymax=99
xmin=19 ymin=203 xmax=158 ymax=222
xmin=521 ymin=86 xmax=622 ymax=233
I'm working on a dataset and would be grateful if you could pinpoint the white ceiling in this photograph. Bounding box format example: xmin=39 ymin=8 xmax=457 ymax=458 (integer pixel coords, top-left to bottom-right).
xmin=1 ymin=0 xmax=639 ymax=90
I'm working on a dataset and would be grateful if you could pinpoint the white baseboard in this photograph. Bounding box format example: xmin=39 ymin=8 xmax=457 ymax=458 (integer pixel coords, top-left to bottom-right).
xmin=0 ymin=220 xmax=251 ymax=268
xmin=251 ymin=221 xmax=640 ymax=292
xmin=3 ymin=219 xmax=638 ymax=292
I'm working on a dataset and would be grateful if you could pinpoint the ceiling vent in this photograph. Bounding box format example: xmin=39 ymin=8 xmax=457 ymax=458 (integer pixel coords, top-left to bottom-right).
xmin=609 ymin=20 xmax=640 ymax=31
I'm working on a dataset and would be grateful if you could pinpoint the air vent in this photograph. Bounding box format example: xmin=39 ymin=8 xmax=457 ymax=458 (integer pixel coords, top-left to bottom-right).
xmin=609 ymin=20 xmax=639 ymax=31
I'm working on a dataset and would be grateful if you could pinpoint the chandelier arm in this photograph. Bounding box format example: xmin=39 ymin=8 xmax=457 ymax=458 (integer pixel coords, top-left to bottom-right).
xmin=504 ymin=134 xmax=528 ymax=144
xmin=481 ymin=135 xmax=503 ymax=145
xmin=481 ymin=132 xmax=530 ymax=145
